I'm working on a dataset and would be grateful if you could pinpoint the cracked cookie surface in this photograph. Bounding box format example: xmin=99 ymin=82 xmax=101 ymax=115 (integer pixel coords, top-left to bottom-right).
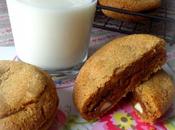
xmin=0 ymin=61 xmax=58 ymax=130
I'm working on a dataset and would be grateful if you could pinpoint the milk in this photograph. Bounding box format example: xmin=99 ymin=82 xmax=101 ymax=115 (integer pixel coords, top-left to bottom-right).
xmin=6 ymin=0 xmax=96 ymax=69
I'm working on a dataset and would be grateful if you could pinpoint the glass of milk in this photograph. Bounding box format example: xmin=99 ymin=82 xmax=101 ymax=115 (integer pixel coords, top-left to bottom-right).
xmin=6 ymin=0 xmax=97 ymax=79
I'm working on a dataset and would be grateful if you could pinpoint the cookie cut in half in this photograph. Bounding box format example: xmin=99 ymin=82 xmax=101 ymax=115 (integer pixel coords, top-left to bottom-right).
xmin=73 ymin=34 xmax=166 ymax=120
xmin=0 ymin=61 xmax=58 ymax=130
xmin=133 ymin=70 xmax=174 ymax=122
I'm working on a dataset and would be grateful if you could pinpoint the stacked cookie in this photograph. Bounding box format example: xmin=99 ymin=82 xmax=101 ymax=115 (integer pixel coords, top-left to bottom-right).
xmin=73 ymin=34 xmax=175 ymax=122
xmin=0 ymin=61 xmax=58 ymax=130
xmin=132 ymin=70 xmax=174 ymax=122
xmin=99 ymin=0 xmax=161 ymax=21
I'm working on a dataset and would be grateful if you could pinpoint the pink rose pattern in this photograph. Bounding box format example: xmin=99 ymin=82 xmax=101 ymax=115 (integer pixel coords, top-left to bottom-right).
xmin=51 ymin=101 xmax=175 ymax=130
xmin=92 ymin=102 xmax=168 ymax=130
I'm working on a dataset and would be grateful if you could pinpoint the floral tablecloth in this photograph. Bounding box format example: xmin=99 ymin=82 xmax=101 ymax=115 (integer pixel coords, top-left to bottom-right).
xmin=1 ymin=0 xmax=175 ymax=129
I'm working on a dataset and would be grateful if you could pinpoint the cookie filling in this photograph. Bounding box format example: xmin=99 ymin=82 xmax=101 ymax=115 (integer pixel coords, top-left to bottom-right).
xmin=133 ymin=96 xmax=160 ymax=121
xmin=84 ymin=44 xmax=166 ymax=119
xmin=134 ymin=103 xmax=143 ymax=113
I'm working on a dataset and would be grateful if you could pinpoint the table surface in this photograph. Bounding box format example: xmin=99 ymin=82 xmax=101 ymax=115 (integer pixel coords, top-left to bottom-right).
xmin=1 ymin=0 xmax=175 ymax=130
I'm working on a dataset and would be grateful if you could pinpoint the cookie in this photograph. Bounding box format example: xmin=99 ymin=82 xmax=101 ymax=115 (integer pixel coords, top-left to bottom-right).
xmin=0 ymin=61 xmax=58 ymax=130
xmin=73 ymin=34 xmax=166 ymax=120
xmin=99 ymin=0 xmax=161 ymax=21
xmin=132 ymin=70 xmax=175 ymax=122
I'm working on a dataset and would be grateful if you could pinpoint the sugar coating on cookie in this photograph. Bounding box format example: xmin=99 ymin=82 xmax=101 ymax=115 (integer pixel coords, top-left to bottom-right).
xmin=132 ymin=70 xmax=175 ymax=122
xmin=0 ymin=61 xmax=58 ymax=130
xmin=73 ymin=34 xmax=166 ymax=120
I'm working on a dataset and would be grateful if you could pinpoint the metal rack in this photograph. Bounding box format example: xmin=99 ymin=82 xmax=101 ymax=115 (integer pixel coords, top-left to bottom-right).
xmin=93 ymin=0 xmax=175 ymax=45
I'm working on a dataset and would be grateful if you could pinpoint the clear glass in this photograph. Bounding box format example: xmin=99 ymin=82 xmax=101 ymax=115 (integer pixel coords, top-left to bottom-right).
xmin=6 ymin=0 xmax=97 ymax=79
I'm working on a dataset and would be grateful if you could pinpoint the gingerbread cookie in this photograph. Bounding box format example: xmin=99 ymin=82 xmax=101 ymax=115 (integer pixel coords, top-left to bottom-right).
xmin=133 ymin=70 xmax=174 ymax=122
xmin=99 ymin=0 xmax=161 ymax=21
xmin=73 ymin=34 xmax=166 ymax=120
xmin=0 ymin=61 xmax=58 ymax=130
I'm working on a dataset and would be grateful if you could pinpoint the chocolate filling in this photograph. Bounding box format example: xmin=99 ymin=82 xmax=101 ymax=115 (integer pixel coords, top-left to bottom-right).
xmin=84 ymin=44 xmax=166 ymax=119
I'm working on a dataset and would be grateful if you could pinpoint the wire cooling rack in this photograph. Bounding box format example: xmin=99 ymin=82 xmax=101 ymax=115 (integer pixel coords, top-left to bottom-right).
xmin=93 ymin=0 xmax=175 ymax=45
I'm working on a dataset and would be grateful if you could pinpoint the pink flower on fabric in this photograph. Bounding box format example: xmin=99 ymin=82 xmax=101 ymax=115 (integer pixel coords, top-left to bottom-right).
xmin=56 ymin=109 xmax=67 ymax=125
xmin=92 ymin=111 xmax=121 ymax=130
xmin=131 ymin=110 xmax=167 ymax=130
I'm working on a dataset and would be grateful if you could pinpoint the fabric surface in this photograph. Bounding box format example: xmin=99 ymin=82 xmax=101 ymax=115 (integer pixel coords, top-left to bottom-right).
xmin=1 ymin=0 xmax=175 ymax=129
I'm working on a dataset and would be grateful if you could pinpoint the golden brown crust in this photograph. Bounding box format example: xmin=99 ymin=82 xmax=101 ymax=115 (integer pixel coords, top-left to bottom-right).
xmin=39 ymin=106 xmax=57 ymax=130
xmin=101 ymin=10 xmax=145 ymax=22
xmin=73 ymin=34 xmax=166 ymax=120
xmin=99 ymin=0 xmax=161 ymax=12
xmin=99 ymin=0 xmax=161 ymax=21
xmin=133 ymin=70 xmax=175 ymax=122
xmin=0 ymin=61 xmax=58 ymax=130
